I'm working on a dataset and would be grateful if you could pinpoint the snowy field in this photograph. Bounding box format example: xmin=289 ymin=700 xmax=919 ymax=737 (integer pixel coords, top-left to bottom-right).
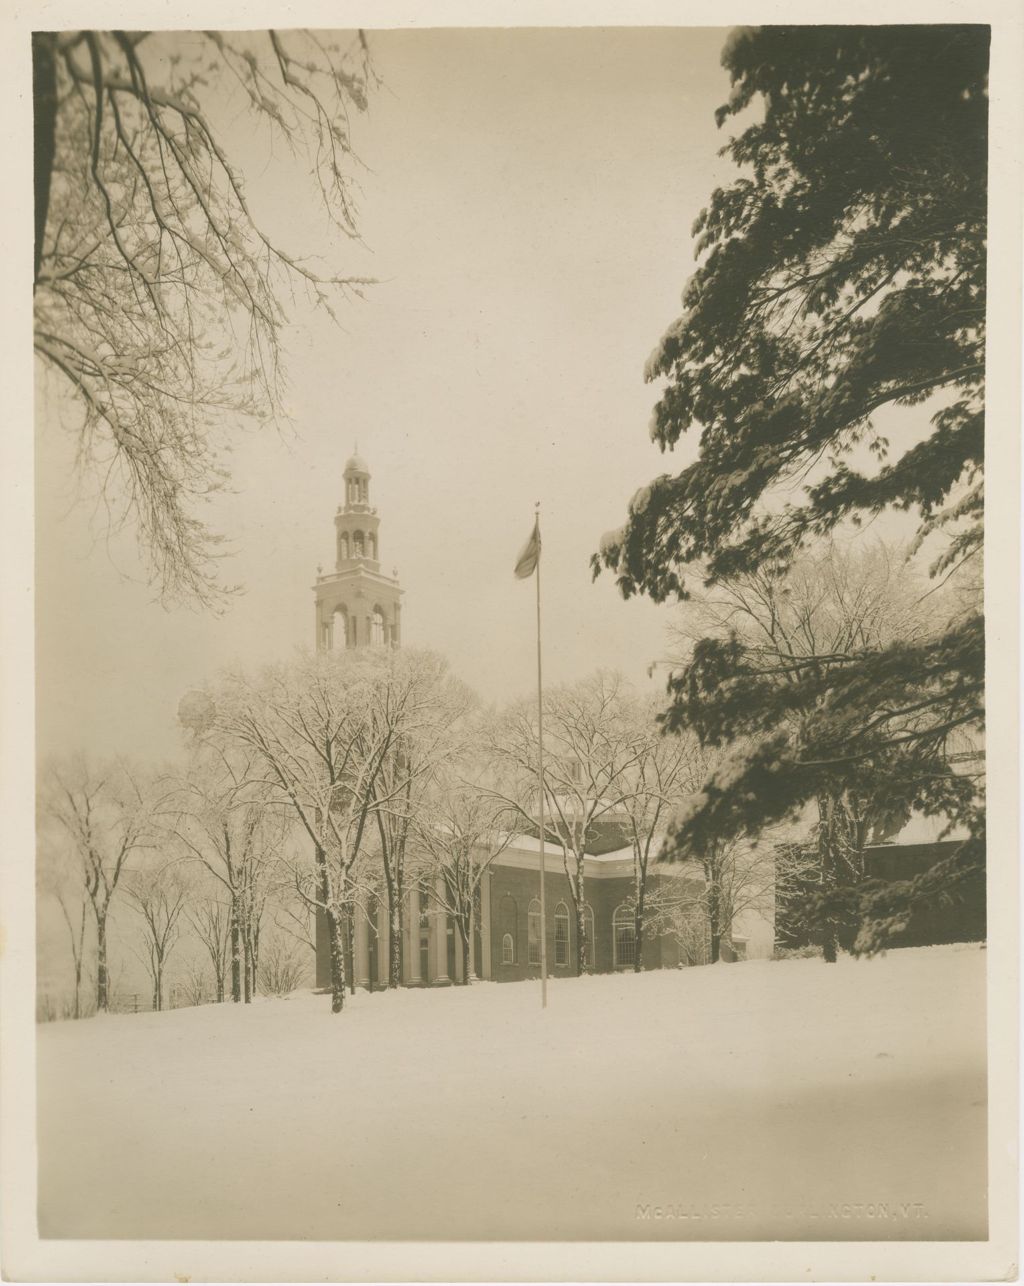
xmin=37 ymin=945 xmax=987 ymax=1242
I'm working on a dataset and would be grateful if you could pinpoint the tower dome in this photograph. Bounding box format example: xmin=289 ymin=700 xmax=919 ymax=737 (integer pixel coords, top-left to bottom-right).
xmin=344 ymin=452 xmax=369 ymax=476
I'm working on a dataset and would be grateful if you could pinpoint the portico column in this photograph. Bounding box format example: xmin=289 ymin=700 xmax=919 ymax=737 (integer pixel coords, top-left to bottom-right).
xmin=432 ymin=877 xmax=450 ymax=984
xmin=353 ymin=902 xmax=370 ymax=988
xmin=377 ymin=901 xmax=390 ymax=987
xmin=405 ymin=892 xmax=421 ymax=984
xmin=479 ymin=868 xmax=492 ymax=980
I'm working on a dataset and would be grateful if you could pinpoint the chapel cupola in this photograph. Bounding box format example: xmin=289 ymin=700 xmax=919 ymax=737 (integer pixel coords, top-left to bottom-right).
xmin=313 ymin=450 xmax=403 ymax=650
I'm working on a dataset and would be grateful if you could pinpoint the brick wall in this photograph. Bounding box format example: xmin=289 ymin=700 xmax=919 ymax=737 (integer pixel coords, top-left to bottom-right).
xmin=487 ymin=862 xmax=698 ymax=981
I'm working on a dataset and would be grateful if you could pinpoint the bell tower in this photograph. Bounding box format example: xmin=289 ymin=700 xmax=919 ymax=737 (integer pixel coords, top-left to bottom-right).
xmin=314 ymin=452 xmax=403 ymax=650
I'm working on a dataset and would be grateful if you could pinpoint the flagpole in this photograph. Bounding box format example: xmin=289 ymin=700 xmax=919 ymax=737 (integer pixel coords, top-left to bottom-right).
xmin=534 ymin=504 xmax=548 ymax=1010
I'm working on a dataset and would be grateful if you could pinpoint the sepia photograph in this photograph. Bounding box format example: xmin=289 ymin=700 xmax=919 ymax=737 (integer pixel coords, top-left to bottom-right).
xmin=2 ymin=2 xmax=1020 ymax=1280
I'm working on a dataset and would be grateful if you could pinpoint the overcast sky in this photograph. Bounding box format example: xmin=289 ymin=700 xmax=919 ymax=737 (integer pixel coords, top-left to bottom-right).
xmin=36 ymin=27 xmax=739 ymax=765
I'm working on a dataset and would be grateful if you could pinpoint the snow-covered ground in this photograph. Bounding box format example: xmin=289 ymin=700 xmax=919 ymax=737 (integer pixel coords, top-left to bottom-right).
xmin=37 ymin=945 xmax=987 ymax=1242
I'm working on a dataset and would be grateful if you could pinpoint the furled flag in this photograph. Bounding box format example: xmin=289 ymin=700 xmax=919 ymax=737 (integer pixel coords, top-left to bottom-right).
xmin=514 ymin=516 xmax=541 ymax=579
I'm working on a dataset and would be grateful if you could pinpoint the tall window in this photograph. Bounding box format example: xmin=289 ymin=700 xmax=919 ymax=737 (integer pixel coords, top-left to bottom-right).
xmin=338 ymin=531 xmax=349 ymax=562
xmin=554 ymin=902 xmax=570 ymax=966
xmin=332 ymin=607 xmax=347 ymax=650
xmin=527 ymin=898 xmax=541 ymax=966
xmin=368 ymin=532 xmax=378 ymax=560
xmin=612 ymin=905 xmax=636 ymax=969
xmin=353 ymin=530 xmax=365 ymax=558
xmin=371 ymin=608 xmax=386 ymax=646
xmin=583 ymin=904 xmax=595 ymax=971
xmin=499 ymin=895 xmax=517 ymax=964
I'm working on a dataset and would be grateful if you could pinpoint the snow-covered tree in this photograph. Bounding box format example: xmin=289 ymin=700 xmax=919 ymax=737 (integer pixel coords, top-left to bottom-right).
xmin=167 ymin=748 xmax=280 ymax=1003
xmin=412 ymin=749 xmax=518 ymax=985
xmin=593 ymin=26 xmax=987 ymax=947
xmin=663 ymin=543 xmax=974 ymax=958
xmin=364 ymin=652 xmax=476 ymax=988
xmin=33 ymin=30 xmax=375 ymax=605
xmin=40 ymin=758 xmax=157 ymax=1011
xmin=492 ymin=672 xmax=651 ymax=975
xmin=181 ymin=648 xmax=469 ymax=1013
xmin=614 ymin=697 xmax=705 ymax=971
xmin=38 ymin=848 xmax=92 ymax=1019
xmin=125 ymin=863 xmax=188 ymax=1012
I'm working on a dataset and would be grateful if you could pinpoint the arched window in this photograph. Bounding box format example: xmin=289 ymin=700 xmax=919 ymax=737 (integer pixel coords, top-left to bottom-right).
xmin=371 ymin=608 xmax=386 ymax=646
xmin=499 ymin=895 xmax=517 ymax=964
xmin=331 ymin=607 xmax=347 ymax=650
xmin=338 ymin=531 xmax=349 ymax=562
xmin=368 ymin=532 xmax=378 ymax=560
xmin=554 ymin=902 xmax=570 ymax=967
xmin=583 ymin=903 xmax=595 ymax=971
xmin=612 ymin=905 xmax=636 ymax=969
xmin=353 ymin=531 xmax=365 ymax=558
xmin=527 ymin=898 xmax=541 ymax=966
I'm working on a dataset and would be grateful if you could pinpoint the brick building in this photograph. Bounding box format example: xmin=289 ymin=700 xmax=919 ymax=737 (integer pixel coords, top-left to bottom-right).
xmin=314 ymin=832 xmax=708 ymax=989
xmin=309 ymin=452 xmax=761 ymax=990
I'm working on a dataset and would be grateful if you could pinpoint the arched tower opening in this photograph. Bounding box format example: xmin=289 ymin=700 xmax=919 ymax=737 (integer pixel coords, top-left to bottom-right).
xmin=314 ymin=450 xmax=403 ymax=652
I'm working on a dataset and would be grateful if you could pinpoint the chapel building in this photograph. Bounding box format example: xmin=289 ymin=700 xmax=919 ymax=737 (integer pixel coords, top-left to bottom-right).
xmin=309 ymin=454 xmax=758 ymax=988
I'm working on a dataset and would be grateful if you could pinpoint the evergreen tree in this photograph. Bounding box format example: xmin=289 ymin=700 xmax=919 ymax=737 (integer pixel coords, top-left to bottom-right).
xmin=594 ymin=26 xmax=987 ymax=943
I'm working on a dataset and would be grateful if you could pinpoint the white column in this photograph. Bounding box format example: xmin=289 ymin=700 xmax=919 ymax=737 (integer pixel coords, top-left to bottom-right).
xmin=377 ymin=901 xmax=390 ymax=987
xmin=432 ymin=877 xmax=450 ymax=984
xmin=405 ymin=892 xmax=421 ymax=984
xmin=354 ymin=903 xmax=370 ymax=987
xmin=453 ymin=923 xmax=465 ymax=984
xmin=479 ymin=869 xmax=492 ymax=980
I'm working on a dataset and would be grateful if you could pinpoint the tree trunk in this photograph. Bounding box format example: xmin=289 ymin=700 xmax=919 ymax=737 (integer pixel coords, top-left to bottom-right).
xmin=73 ymin=962 xmax=82 ymax=1020
xmin=574 ymin=862 xmax=587 ymax=976
xmin=389 ymin=899 xmax=403 ymax=988
xmin=458 ymin=917 xmax=471 ymax=986
xmin=32 ymin=33 xmax=57 ymax=287
xmin=230 ymin=900 xmax=242 ymax=1001
xmin=243 ymin=939 xmax=253 ymax=1003
xmin=154 ymin=964 xmax=162 ymax=1013
xmin=326 ymin=906 xmax=347 ymax=1013
xmin=819 ymin=795 xmax=839 ymax=964
xmin=708 ymin=879 xmax=721 ymax=964
xmin=467 ymin=894 xmax=477 ymax=982
xmin=634 ymin=882 xmax=646 ymax=973
xmin=96 ymin=915 xmax=109 ymax=1011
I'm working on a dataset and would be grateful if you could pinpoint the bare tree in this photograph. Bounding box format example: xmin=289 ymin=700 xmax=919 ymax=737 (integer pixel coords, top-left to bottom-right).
xmin=126 ymin=864 xmax=188 ymax=1011
xmin=257 ymin=934 xmax=310 ymax=997
xmin=667 ymin=541 xmax=932 ymax=961
xmin=616 ymin=697 xmax=705 ymax=971
xmin=188 ymin=894 xmax=232 ymax=1003
xmin=33 ymin=30 xmax=374 ymax=605
xmin=413 ymin=754 xmax=516 ymax=985
xmin=40 ymin=758 xmax=155 ymax=1010
xmin=37 ymin=846 xmax=93 ymax=1020
xmin=54 ymin=881 xmax=90 ymax=1019
xmin=167 ymin=748 xmax=279 ymax=1003
xmin=366 ymin=652 xmax=476 ymax=988
xmin=492 ymin=671 xmax=650 ymax=976
xmin=182 ymin=650 xmax=448 ymax=1013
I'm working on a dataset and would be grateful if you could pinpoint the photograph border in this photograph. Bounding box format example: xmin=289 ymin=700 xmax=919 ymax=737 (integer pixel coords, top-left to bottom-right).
xmin=2 ymin=0 xmax=1019 ymax=1279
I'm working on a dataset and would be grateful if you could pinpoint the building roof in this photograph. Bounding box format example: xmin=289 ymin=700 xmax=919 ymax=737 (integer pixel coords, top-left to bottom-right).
xmin=493 ymin=832 xmax=702 ymax=881
xmin=344 ymin=453 xmax=369 ymax=475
